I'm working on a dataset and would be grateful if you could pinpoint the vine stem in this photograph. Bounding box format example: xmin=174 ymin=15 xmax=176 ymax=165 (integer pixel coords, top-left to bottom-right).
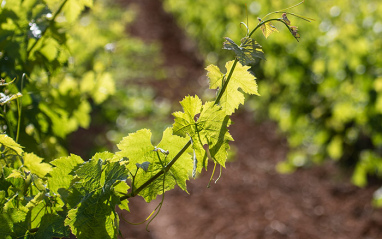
xmin=121 ymin=18 xmax=289 ymax=201
xmin=249 ymin=18 xmax=290 ymax=38
xmin=16 ymin=73 xmax=25 ymax=143
xmin=216 ymin=18 xmax=289 ymax=104
xmin=214 ymin=59 xmax=238 ymax=105
xmin=27 ymin=0 xmax=68 ymax=58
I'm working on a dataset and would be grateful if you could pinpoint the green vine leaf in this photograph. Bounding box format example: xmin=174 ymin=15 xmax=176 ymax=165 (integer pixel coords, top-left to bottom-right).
xmin=64 ymin=156 xmax=129 ymax=239
xmin=116 ymin=129 xmax=156 ymax=173
xmin=223 ymin=36 xmax=265 ymax=66
xmin=65 ymin=193 xmax=119 ymax=239
xmin=260 ymin=21 xmax=279 ymax=38
xmin=206 ymin=60 xmax=260 ymax=115
xmin=113 ymin=181 xmax=130 ymax=211
xmin=45 ymin=0 xmax=94 ymax=23
xmin=47 ymin=154 xmax=84 ymax=195
xmin=173 ymin=95 xmax=233 ymax=171
xmin=0 ymin=196 xmax=29 ymax=238
xmin=74 ymin=158 xmax=104 ymax=192
xmin=0 ymin=134 xmax=23 ymax=156
xmin=24 ymin=153 xmax=52 ymax=178
xmin=116 ymin=128 xmax=193 ymax=202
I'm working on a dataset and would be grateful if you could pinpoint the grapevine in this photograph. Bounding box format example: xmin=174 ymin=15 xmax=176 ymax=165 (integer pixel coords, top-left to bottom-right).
xmin=0 ymin=1 xmax=310 ymax=238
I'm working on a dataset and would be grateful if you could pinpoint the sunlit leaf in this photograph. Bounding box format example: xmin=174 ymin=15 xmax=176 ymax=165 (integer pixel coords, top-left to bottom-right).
xmin=47 ymin=154 xmax=84 ymax=195
xmin=63 ymin=0 xmax=94 ymax=23
xmin=0 ymin=134 xmax=23 ymax=156
xmin=65 ymin=194 xmax=119 ymax=239
xmin=39 ymin=38 xmax=59 ymax=61
xmin=116 ymin=128 xmax=192 ymax=202
xmin=95 ymin=72 xmax=115 ymax=104
xmin=64 ymin=155 xmax=128 ymax=239
xmin=173 ymin=96 xmax=233 ymax=170
xmin=24 ymin=153 xmax=52 ymax=178
xmin=206 ymin=61 xmax=259 ymax=115
xmin=260 ymin=21 xmax=279 ymax=38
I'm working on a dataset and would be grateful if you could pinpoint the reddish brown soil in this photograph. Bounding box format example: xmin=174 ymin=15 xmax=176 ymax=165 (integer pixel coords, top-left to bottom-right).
xmin=117 ymin=0 xmax=382 ymax=238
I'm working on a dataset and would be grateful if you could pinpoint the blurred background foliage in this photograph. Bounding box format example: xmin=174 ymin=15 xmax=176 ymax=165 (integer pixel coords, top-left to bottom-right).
xmin=0 ymin=0 xmax=169 ymax=159
xmin=163 ymin=0 xmax=382 ymax=205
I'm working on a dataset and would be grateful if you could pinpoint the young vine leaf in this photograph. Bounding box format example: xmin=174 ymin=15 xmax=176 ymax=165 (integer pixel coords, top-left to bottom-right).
xmin=206 ymin=60 xmax=260 ymax=116
xmin=136 ymin=161 xmax=150 ymax=172
xmin=282 ymin=13 xmax=291 ymax=25
xmin=24 ymin=153 xmax=52 ymax=178
xmin=223 ymin=36 xmax=265 ymax=66
xmin=116 ymin=128 xmax=193 ymax=202
xmin=0 ymin=134 xmax=23 ymax=156
xmin=172 ymin=95 xmax=233 ymax=171
xmin=260 ymin=21 xmax=279 ymax=38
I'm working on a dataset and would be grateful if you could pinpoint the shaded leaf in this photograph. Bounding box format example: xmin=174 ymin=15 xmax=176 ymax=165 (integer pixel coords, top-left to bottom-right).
xmin=0 ymin=195 xmax=29 ymax=238
xmin=223 ymin=36 xmax=265 ymax=66
xmin=35 ymin=214 xmax=70 ymax=239
xmin=136 ymin=162 xmax=150 ymax=172
xmin=290 ymin=26 xmax=300 ymax=42
xmin=74 ymin=158 xmax=103 ymax=192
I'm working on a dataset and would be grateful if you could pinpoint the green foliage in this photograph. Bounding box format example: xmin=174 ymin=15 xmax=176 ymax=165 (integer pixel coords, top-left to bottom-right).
xmin=0 ymin=0 xmax=101 ymax=157
xmin=0 ymin=0 xmax=158 ymax=158
xmin=0 ymin=134 xmax=131 ymax=238
xmin=0 ymin=1 xmax=307 ymax=238
xmin=164 ymin=0 xmax=382 ymax=200
xmin=0 ymin=55 xmax=263 ymax=236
